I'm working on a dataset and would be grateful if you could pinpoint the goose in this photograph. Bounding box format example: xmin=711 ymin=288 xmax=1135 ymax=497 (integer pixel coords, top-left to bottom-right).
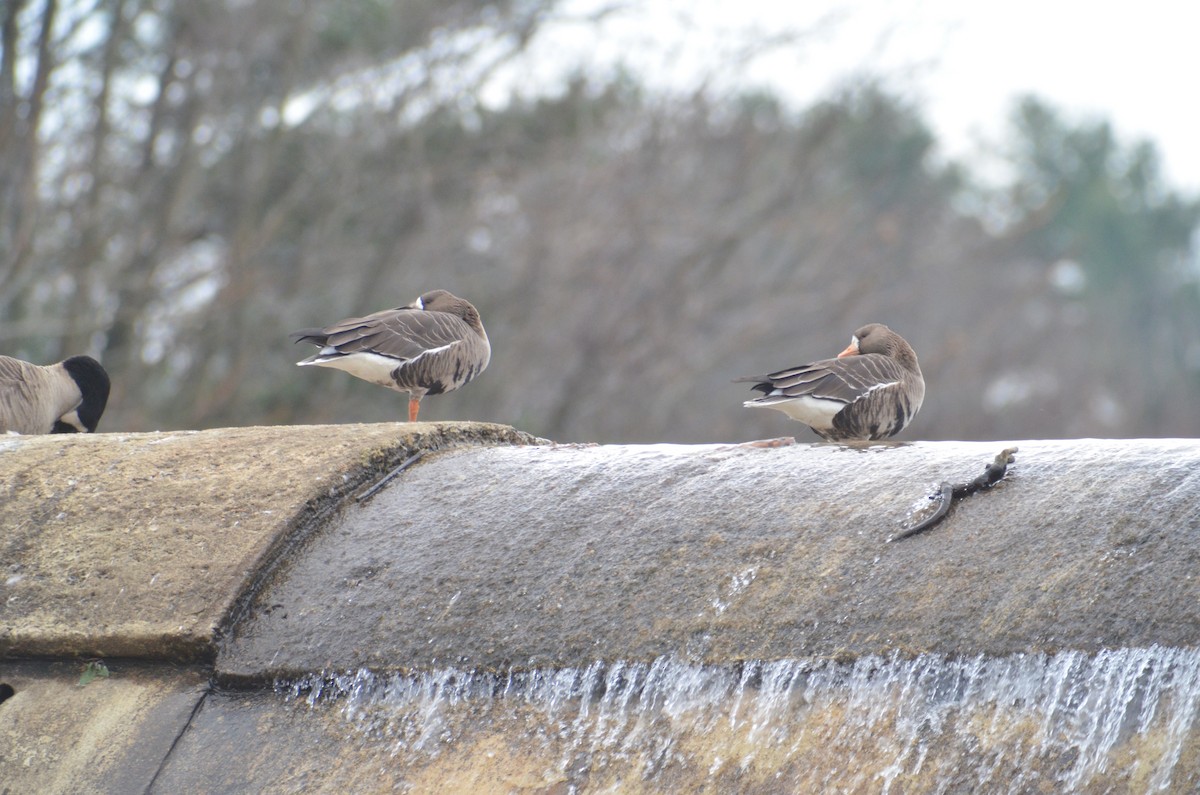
xmin=290 ymin=289 xmax=490 ymax=422
xmin=738 ymin=323 xmax=924 ymax=441
xmin=0 ymin=355 xmax=112 ymax=434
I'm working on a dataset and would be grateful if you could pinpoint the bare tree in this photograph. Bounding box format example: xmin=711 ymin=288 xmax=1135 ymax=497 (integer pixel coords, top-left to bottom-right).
xmin=1 ymin=2 xmax=1197 ymax=442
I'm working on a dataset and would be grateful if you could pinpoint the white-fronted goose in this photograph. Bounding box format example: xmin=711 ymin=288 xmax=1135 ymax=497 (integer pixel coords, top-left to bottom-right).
xmin=738 ymin=323 xmax=924 ymax=441
xmin=290 ymin=289 xmax=490 ymax=422
xmin=0 ymin=355 xmax=111 ymax=434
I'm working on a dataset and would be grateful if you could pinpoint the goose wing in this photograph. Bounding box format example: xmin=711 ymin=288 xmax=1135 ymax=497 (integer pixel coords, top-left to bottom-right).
xmin=744 ymin=353 xmax=906 ymax=405
xmin=318 ymin=306 xmax=472 ymax=362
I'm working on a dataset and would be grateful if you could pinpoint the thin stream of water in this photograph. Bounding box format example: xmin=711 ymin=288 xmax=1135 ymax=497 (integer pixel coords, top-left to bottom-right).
xmin=280 ymin=646 xmax=1200 ymax=792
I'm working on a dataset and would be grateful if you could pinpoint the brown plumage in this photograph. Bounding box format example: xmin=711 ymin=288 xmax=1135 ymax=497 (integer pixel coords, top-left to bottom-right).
xmin=738 ymin=323 xmax=924 ymax=441
xmin=290 ymin=290 xmax=490 ymax=421
xmin=0 ymin=355 xmax=111 ymax=435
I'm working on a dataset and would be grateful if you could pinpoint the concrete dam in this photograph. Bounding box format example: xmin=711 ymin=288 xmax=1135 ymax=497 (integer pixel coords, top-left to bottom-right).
xmin=2 ymin=423 xmax=1200 ymax=792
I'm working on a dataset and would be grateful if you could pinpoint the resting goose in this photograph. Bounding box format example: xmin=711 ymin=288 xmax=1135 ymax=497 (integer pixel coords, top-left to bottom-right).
xmin=738 ymin=323 xmax=924 ymax=441
xmin=0 ymin=355 xmax=112 ymax=434
xmin=290 ymin=289 xmax=490 ymax=422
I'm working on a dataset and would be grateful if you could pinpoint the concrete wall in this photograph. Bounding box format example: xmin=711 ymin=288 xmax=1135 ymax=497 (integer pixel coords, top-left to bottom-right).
xmin=3 ymin=425 xmax=1199 ymax=792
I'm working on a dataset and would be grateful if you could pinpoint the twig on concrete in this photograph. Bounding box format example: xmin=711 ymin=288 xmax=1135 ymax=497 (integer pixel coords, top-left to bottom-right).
xmin=890 ymin=447 xmax=1018 ymax=542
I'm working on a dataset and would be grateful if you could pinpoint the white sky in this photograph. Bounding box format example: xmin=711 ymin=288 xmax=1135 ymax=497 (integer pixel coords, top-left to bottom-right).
xmin=497 ymin=0 xmax=1200 ymax=191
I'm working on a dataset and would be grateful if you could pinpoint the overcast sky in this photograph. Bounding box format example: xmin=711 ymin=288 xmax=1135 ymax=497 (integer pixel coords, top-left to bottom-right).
xmin=494 ymin=0 xmax=1200 ymax=191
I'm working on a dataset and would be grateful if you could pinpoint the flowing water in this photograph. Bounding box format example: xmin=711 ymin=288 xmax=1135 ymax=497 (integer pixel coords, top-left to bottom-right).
xmin=279 ymin=646 xmax=1200 ymax=793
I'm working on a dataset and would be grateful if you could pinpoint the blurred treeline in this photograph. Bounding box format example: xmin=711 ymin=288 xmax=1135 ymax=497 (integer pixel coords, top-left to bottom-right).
xmin=2 ymin=0 xmax=1199 ymax=442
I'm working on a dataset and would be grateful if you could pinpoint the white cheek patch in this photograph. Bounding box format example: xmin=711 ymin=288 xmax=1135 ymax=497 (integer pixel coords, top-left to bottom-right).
xmin=57 ymin=408 xmax=87 ymax=432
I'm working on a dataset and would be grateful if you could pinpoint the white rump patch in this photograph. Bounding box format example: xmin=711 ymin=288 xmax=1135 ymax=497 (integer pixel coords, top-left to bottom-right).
xmin=744 ymin=394 xmax=843 ymax=430
xmin=298 ymin=351 xmax=402 ymax=388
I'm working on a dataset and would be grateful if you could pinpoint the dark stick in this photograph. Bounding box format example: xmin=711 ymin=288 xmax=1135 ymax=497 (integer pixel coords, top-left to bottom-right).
xmin=890 ymin=447 xmax=1018 ymax=541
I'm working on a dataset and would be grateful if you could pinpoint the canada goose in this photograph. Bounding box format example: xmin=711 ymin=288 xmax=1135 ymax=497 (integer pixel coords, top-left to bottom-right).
xmin=290 ymin=289 xmax=490 ymax=422
xmin=0 ymin=355 xmax=112 ymax=434
xmin=738 ymin=323 xmax=924 ymax=441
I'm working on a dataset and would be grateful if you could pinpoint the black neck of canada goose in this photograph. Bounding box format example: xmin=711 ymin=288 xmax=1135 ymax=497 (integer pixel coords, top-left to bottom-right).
xmin=58 ymin=356 xmax=112 ymax=433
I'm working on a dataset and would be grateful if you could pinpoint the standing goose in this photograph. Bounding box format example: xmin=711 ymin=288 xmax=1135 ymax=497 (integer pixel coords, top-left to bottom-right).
xmin=0 ymin=355 xmax=112 ymax=435
xmin=738 ymin=323 xmax=924 ymax=441
xmin=290 ymin=289 xmax=490 ymax=422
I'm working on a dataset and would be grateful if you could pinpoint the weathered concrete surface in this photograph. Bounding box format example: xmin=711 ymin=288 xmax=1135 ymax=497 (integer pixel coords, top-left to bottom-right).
xmin=219 ymin=438 xmax=1200 ymax=680
xmin=0 ymin=661 xmax=207 ymax=794
xmin=5 ymin=430 xmax=1200 ymax=794
xmin=0 ymin=422 xmax=543 ymax=661
xmin=147 ymin=691 xmax=442 ymax=794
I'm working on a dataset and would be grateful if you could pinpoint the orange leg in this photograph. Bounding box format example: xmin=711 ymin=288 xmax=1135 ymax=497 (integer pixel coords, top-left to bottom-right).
xmin=408 ymin=397 xmax=420 ymax=422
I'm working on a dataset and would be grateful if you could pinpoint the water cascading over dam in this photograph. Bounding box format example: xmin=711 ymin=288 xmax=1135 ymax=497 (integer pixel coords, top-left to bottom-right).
xmin=3 ymin=425 xmax=1200 ymax=792
xmin=274 ymin=647 xmax=1200 ymax=793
